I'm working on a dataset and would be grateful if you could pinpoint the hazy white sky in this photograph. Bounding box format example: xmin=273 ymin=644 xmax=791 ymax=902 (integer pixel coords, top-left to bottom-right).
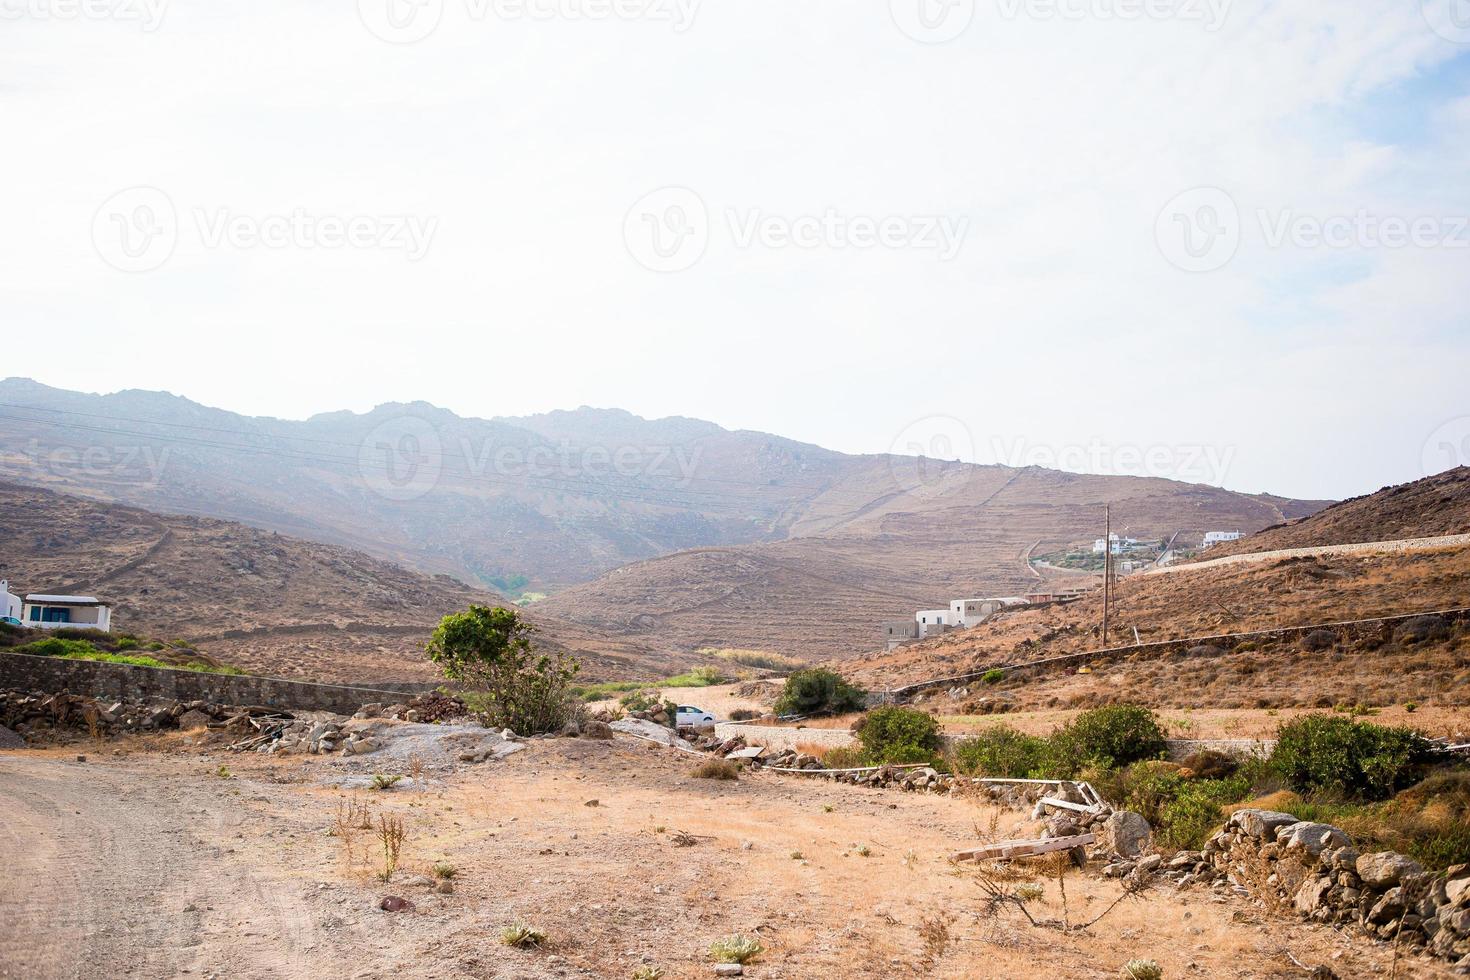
xmin=2 ymin=0 xmax=1468 ymax=501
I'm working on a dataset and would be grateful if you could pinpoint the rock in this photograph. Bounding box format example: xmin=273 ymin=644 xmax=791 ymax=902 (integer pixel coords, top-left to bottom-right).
xmin=1137 ymin=854 xmax=1163 ymax=873
xmin=1280 ymin=822 xmax=1352 ymax=859
xmin=1101 ymin=811 xmax=1152 ymax=859
xmin=379 ymin=896 xmax=414 ymax=913
xmin=1357 ymin=852 xmax=1423 ymax=889
xmin=1368 ymin=887 xmax=1405 ymax=925
xmin=1445 ymin=867 xmax=1470 ymax=906
xmin=355 ymin=703 xmax=383 ymax=719
xmin=1295 ymin=876 xmax=1335 ymax=915
xmin=0 ymin=725 xmax=25 ymax=749
xmin=1230 ymin=809 xmax=1302 ymax=841
xmin=580 ymin=721 xmax=613 ymax=740
xmin=713 ymin=965 xmax=743 ymax=976
xmin=177 ymin=710 xmax=212 ymax=731
xmin=1044 ymin=815 xmax=1083 ymax=839
xmin=435 ymin=880 xmax=454 ymax=895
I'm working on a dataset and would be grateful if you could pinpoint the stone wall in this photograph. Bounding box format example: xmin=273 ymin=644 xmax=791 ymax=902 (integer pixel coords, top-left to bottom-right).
xmin=713 ymin=722 xmax=857 ymax=752
xmin=1203 ymin=808 xmax=1470 ymax=967
xmin=0 ymin=652 xmax=411 ymax=715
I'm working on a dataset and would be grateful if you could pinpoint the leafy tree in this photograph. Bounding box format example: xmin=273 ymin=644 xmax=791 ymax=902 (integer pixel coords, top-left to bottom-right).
xmin=773 ymin=668 xmax=867 ymax=716
xmin=427 ymin=605 xmax=580 ymax=734
xmin=1046 ymin=704 xmax=1167 ymax=774
xmin=856 ymin=706 xmax=942 ymax=765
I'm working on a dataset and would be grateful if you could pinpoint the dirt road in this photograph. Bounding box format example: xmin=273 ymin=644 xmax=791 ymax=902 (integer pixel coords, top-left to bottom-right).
xmin=2 ymin=736 xmax=1458 ymax=979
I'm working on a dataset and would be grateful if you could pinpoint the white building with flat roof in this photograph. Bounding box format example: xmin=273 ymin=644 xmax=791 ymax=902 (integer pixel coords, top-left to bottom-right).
xmin=22 ymin=594 xmax=112 ymax=633
xmin=1202 ymin=530 xmax=1243 ymax=548
xmin=1 ymin=580 xmax=20 ymax=623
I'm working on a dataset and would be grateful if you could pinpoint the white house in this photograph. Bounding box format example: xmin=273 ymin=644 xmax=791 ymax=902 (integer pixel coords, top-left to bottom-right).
xmin=915 ymin=608 xmax=953 ymax=639
xmin=1202 ymin=530 xmax=1243 ymax=549
xmin=948 ymin=598 xmax=1017 ymax=628
xmin=1 ymin=580 xmax=20 ymax=623
xmin=21 ymin=594 xmax=112 ymax=633
xmin=1092 ymin=534 xmax=1141 ymax=555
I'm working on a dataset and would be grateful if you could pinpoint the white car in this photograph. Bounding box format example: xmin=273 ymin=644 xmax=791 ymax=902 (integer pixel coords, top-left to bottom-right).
xmin=675 ymin=705 xmax=716 ymax=728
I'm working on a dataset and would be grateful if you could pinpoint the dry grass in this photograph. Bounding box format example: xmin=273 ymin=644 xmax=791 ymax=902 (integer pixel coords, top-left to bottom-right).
xmin=689 ymin=759 xmax=740 ymax=781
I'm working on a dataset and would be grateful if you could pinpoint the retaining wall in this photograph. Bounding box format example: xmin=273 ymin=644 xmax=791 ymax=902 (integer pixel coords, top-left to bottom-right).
xmin=713 ymin=722 xmax=857 ymax=752
xmin=0 ymin=652 xmax=413 ymax=714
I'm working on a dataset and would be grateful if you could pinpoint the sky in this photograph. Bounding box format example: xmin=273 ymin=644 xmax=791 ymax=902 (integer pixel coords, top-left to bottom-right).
xmin=2 ymin=0 xmax=1468 ymax=502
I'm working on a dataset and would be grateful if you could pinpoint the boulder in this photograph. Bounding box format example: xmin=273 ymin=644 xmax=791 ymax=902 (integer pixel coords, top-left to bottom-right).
xmin=1357 ymin=852 xmax=1423 ymax=889
xmin=1230 ymin=809 xmax=1301 ymax=841
xmin=1279 ymin=822 xmax=1352 ymax=859
xmin=1368 ymin=887 xmax=1405 ymax=925
xmin=1100 ymin=811 xmax=1152 ymax=859
xmin=1295 ymin=875 xmax=1335 ymax=915
xmin=176 ymin=710 xmax=213 ymax=731
xmin=580 ymin=721 xmax=613 ymax=740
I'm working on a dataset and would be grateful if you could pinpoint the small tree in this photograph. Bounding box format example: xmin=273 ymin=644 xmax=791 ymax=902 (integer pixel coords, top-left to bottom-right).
xmin=856 ymin=706 xmax=942 ymax=765
xmin=1272 ymin=715 xmax=1431 ymax=800
xmin=427 ymin=605 xmax=580 ymax=734
xmin=773 ymin=668 xmax=867 ymax=716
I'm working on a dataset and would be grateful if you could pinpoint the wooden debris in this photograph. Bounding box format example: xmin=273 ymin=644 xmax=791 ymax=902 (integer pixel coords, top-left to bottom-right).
xmin=951 ymin=833 xmax=1095 ymax=863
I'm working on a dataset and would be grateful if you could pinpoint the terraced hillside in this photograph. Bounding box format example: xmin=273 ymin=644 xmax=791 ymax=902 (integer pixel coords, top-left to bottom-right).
xmin=0 ymin=482 xmax=679 ymax=684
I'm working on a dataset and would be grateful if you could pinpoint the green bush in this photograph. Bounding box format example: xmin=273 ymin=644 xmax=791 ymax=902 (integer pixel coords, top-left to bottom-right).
xmin=855 ymin=707 xmax=941 ymax=765
xmin=951 ymin=725 xmax=1048 ymax=778
xmin=773 ymin=668 xmax=867 ymax=716
xmin=1272 ymin=715 xmax=1431 ymax=801
xmin=981 ymin=668 xmax=1006 ymax=685
xmin=1046 ymin=704 xmax=1167 ymax=774
xmin=18 ymin=637 xmax=100 ymax=658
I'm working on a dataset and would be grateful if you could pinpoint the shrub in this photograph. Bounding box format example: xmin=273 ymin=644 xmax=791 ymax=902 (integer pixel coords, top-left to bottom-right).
xmin=1271 ymin=715 xmax=1431 ymax=801
xmin=690 ymin=759 xmax=740 ymax=781
xmin=855 ymin=707 xmax=941 ymax=765
xmin=821 ymin=746 xmax=867 ymax=769
xmin=773 ymin=668 xmax=867 ymax=716
xmin=619 ymin=689 xmax=661 ymax=713
xmin=703 ymin=648 xmax=806 ymax=672
xmin=709 ymin=935 xmax=763 ymax=964
xmin=1395 ymin=614 xmax=1450 ymax=646
xmin=114 ymin=636 xmax=140 ymax=650
xmin=431 ymin=861 xmax=457 ymax=879
xmin=728 ymin=708 xmax=760 ymax=722
xmin=370 ymin=774 xmax=403 ymax=791
xmin=1302 ymin=629 xmax=1338 ymax=652
xmin=951 ymin=725 xmax=1048 ymax=778
xmin=18 ymin=637 xmax=99 ymax=658
xmin=981 ymin=668 xmax=1006 ymax=685
xmin=1046 ymin=704 xmax=1167 ymax=774
xmin=500 ymin=923 xmax=547 ymax=948
xmin=427 ymin=605 xmax=581 ymax=735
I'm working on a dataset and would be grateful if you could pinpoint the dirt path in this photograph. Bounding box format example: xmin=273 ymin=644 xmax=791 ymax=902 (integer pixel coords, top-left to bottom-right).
xmin=0 ymin=752 xmax=329 ymax=980
xmin=1 ymin=737 xmax=1458 ymax=979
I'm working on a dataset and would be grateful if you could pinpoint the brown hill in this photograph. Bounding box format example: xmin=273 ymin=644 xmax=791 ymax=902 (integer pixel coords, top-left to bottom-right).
xmin=0 ymin=380 xmax=1327 ymax=608
xmin=1193 ymin=467 xmax=1470 ymax=559
xmin=537 ymin=467 xmax=1326 ymax=661
xmin=0 ymin=482 xmax=679 ymax=685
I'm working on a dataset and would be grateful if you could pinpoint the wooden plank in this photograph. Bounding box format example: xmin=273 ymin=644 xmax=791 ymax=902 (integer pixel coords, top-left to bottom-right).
xmin=951 ymin=833 xmax=1095 ymax=863
xmin=1037 ymin=796 xmax=1102 ymax=814
xmin=725 ymin=746 xmax=766 ymax=760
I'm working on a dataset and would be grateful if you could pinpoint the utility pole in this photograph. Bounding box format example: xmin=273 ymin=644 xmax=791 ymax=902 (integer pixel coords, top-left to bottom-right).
xmin=1102 ymin=504 xmax=1111 ymax=647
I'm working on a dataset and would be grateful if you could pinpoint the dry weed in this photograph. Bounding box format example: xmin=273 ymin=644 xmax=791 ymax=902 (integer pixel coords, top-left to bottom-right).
xmin=376 ymin=813 xmax=407 ymax=881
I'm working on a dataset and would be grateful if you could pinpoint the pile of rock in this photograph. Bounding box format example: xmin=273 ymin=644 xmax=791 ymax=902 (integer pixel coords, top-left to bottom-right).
xmin=353 ymin=692 xmax=468 ymax=725
xmin=0 ymin=688 xmax=262 ymax=741
xmin=251 ymin=718 xmax=381 ymax=756
xmin=1207 ymin=808 xmax=1470 ymax=967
